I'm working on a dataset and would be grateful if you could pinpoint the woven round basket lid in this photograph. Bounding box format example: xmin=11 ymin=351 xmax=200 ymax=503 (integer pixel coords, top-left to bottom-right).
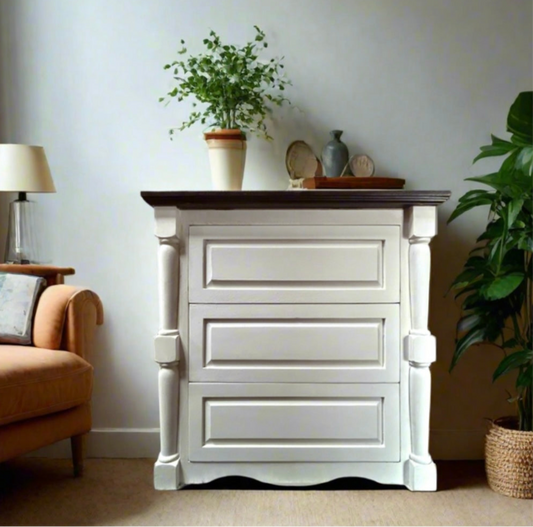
xmin=349 ymin=154 xmax=375 ymax=177
xmin=285 ymin=141 xmax=322 ymax=180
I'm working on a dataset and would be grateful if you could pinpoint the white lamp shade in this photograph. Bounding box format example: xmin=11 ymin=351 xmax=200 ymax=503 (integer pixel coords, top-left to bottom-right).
xmin=0 ymin=144 xmax=56 ymax=193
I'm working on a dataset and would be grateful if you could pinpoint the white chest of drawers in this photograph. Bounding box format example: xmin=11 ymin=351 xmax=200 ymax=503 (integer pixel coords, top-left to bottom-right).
xmin=142 ymin=190 xmax=450 ymax=491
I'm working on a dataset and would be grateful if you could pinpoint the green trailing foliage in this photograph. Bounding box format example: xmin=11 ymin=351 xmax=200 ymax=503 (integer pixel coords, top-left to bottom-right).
xmin=448 ymin=91 xmax=533 ymax=431
xmin=160 ymin=26 xmax=291 ymax=140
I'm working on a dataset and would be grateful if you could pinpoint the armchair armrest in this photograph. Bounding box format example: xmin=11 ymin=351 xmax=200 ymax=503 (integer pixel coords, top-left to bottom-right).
xmin=33 ymin=285 xmax=104 ymax=361
xmin=62 ymin=289 xmax=104 ymax=361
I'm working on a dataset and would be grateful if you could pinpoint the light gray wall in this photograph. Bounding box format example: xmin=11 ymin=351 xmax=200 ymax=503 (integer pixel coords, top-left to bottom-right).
xmin=0 ymin=1 xmax=12 ymax=248
xmin=1 ymin=0 xmax=531 ymax=458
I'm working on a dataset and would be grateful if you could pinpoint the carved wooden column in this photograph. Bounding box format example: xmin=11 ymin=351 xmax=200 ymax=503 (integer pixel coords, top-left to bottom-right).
xmin=153 ymin=207 xmax=181 ymax=490
xmin=404 ymin=206 xmax=438 ymax=491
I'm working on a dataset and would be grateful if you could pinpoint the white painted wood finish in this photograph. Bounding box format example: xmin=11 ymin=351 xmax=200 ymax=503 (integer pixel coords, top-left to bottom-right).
xmin=153 ymin=208 xmax=181 ymax=489
xmin=189 ymin=304 xmax=400 ymax=383
xmin=404 ymin=206 xmax=438 ymax=491
xmin=189 ymin=225 xmax=400 ymax=303
xmin=189 ymin=383 xmax=399 ymax=462
xmin=150 ymin=203 xmax=442 ymax=491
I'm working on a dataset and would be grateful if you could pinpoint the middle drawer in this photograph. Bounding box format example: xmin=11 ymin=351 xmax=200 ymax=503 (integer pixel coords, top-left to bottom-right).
xmin=189 ymin=304 xmax=400 ymax=383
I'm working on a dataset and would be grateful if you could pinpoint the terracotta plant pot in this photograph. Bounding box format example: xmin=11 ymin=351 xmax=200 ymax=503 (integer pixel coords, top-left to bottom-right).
xmin=485 ymin=417 xmax=533 ymax=499
xmin=204 ymin=129 xmax=246 ymax=190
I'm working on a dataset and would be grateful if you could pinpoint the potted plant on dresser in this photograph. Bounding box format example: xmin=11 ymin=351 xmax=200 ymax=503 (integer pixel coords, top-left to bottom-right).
xmin=448 ymin=91 xmax=533 ymax=499
xmin=160 ymin=26 xmax=291 ymax=190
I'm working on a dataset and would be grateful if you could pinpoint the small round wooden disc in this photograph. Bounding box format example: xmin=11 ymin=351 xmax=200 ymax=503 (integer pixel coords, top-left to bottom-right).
xmin=285 ymin=141 xmax=322 ymax=180
xmin=349 ymin=154 xmax=375 ymax=177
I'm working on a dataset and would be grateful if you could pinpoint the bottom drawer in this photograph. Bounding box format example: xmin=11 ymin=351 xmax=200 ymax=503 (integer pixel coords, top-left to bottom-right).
xmin=189 ymin=383 xmax=400 ymax=462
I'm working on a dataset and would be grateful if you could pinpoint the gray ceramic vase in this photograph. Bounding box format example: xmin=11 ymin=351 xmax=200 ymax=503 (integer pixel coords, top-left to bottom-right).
xmin=321 ymin=130 xmax=349 ymax=178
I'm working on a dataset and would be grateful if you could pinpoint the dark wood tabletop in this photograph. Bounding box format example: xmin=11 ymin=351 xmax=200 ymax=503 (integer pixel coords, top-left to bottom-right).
xmin=141 ymin=190 xmax=451 ymax=210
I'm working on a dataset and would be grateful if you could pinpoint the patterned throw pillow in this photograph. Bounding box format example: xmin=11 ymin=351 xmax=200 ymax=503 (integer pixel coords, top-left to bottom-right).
xmin=0 ymin=273 xmax=46 ymax=345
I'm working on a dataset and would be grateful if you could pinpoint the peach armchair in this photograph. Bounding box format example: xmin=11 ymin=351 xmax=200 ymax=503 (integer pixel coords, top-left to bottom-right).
xmin=0 ymin=265 xmax=103 ymax=476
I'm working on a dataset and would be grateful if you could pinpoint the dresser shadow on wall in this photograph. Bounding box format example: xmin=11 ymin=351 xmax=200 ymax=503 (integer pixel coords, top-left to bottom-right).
xmin=428 ymin=214 xmax=516 ymax=444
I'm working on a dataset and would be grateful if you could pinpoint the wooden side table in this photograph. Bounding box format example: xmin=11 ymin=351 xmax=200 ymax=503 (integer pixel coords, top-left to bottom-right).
xmin=0 ymin=264 xmax=75 ymax=286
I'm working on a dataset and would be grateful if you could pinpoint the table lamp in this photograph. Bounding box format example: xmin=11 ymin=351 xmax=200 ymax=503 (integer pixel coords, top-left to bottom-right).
xmin=0 ymin=144 xmax=56 ymax=264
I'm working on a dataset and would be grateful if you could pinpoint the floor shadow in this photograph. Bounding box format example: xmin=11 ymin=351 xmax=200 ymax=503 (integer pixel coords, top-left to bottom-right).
xmin=186 ymin=460 xmax=487 ymax=492
xmin=186 ymin=476 xmax=403 ymax=491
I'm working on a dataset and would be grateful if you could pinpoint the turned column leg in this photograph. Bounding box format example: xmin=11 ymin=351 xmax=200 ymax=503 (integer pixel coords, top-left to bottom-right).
xmin=409 ymin=361 xmax=433 ymax=465
xmin=404 ymin=207 xmax=438 ymax=491
xmin=158 ymin=363 xmax=179 ymax=463
xmin=153 ymin=208 xmax=182 ymax=490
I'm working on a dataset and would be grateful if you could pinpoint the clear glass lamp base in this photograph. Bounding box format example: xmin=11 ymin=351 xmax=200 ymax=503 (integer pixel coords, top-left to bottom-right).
xmin=4 ymin=199 xmax=43 ymax=264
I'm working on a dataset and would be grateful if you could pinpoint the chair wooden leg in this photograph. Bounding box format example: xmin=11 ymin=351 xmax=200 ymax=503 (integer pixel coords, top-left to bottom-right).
xmin=71 ymin=434 xmax=87 ymax=477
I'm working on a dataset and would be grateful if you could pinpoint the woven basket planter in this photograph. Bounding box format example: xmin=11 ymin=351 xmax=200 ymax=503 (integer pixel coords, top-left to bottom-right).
xmin=485 ymin=417 xmax=533 ymax=499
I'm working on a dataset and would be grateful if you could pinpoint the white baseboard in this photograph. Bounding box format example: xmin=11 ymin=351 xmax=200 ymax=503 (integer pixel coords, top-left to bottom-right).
xmin=27 ymin=428 xmax=486 ymax=460
xmin=28 ymin=428 xmax=160 ymax=459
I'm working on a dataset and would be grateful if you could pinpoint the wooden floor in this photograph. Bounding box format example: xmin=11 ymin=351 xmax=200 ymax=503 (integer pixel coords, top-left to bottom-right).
xmin=0 ymin=459 xmax=531 ymax=526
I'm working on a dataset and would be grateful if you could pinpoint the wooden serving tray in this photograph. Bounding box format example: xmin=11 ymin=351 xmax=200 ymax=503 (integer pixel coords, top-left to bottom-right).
xmin=302 ymin=176 xmax=405 ymax=189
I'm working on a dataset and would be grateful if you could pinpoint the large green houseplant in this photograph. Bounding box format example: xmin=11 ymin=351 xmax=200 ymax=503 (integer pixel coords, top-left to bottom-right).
xmin=448 ymin=91 xmax=532 ymax=498
xmin=160 ymin=26 xmax=291 ymax=190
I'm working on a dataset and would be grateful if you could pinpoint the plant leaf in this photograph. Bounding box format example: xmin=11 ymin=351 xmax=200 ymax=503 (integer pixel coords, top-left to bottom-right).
xmin=493 ymin=349 xmax=533 ymax=381
xmin=507 ymin=91 xmax=533 ymax=145
xmin=511 ymin=134 xmax=531 ymax=147
xmin=473 ymin=145 xmax=517 ymax=164
xmin=454 ymin=283 xmax=482 ymax=300
xmin=491 ymin=134 xmax=515 ymax=148
xmin=518 ymin=236 xmax=533 ymax=252
xmin=449 ymin=268 xmax=484 ymax=290
xmin=503 ymin=338 xmax=518 ymax=348
xmin=447 ymin=196 xmax=495 ymax=223
xmin=457 ymin=189 xmax=492 ymax=203
xmin=464 ymin=255 xmax=488 ymax=268
xmin=450 ymin=328 xmax=486 ymax=371
xmin=473 ymin=135 xmax=517 ymax=163
xmin=499 ymin=149 xmax=520 ymax=177
xmin=465 ymin=173 xmax=505 ymax=192
xmin=507 ymin=198 xmax=524 ymax=228
xmin=483 ymin=273 xmax=525 ymax=300
xmin=516 ymin=364 xmax=533 ymax=388
xmin=516 ymin=145 xmax=533 ymax=176
xmin=456 ymin=314 xmax=482 ymax=333
xmin=477 ymin=219 xmax=504 ymax=242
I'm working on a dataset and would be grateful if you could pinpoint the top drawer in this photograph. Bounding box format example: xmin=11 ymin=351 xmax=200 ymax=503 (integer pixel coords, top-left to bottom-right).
xmin=189 ymin=225 xmax=400 ymax=303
